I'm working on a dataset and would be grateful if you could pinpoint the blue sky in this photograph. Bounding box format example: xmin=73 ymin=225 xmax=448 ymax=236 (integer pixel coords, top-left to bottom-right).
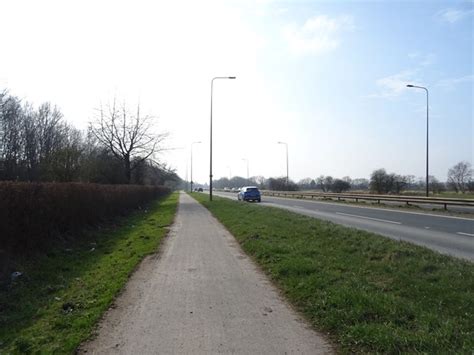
xmin=247 ymin=0 xmax=473 ymax=181
xmin=0 ymin=0 xmax=472 ymax=183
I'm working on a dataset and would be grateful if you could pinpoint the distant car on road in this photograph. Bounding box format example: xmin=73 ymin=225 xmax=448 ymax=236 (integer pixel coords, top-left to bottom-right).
xmin=198 ymin=187 xmax=203 ymax=192
xmin=238 ymin=186 xmax=261 ymax=202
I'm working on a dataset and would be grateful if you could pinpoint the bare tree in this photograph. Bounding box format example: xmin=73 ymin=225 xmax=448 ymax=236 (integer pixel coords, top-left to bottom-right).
xmin=0 ymin=94 xmax=23 ymax=180
xmin=447 ymin=161 xmax=472 ymax=193
xmin=316 ymin=175 xmax=334 ymax=192
xmin=297 ymin=177 xmax=315 ymax=190
xmin=370 ymin=169 xmax=391 ymax=194
xmin=36 ymin=103 xmax=63 ymax=162
xmin=49 ymin=124 xmax=84 ymax=182
xmin=351 ymin=178 xmax=369 ymax=190
xmin=250 ymin=175 xmax=267 ymax=189
xmin=22 ymin=103 xmax=39 ymax=180
xmin=268 ymin=177 xmax=298 ymax=191
xmin=428 ymin=175 xmax=446 ymax=194
xmin=90 ymin=100 xmax=167 ymax=183
xmin=332 ymin=179 xmax=351 ymax=193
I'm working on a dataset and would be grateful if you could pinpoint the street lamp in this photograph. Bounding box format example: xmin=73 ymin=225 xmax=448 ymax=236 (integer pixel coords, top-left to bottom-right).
xmin=210 ymin=76 xmax=236 ymax=201
xmin=242 ymin=158 xmax=249 ymax=181
xmin=277 ymin=141 xmax=289 ymax=188
xmin=190 ymin=141 xmax=201 ymax=192
xmin=407 ymin=84 xmax=429 ymax=197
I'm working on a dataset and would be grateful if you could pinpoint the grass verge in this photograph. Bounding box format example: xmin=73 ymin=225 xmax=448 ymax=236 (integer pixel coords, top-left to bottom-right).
xmin=192 ymin=193 xmax=474 ymax=353
xmin=0 ymin=192 xmax=178 ymax=354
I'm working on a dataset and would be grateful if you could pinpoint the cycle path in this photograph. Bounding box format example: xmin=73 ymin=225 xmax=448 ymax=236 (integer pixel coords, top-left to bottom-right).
xmin=80 ymin=192 xmax=332 ymax=354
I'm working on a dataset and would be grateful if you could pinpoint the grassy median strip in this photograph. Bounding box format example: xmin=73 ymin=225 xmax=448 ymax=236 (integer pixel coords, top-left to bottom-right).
xmin=192 ymin=193 xmax=474 ymax=353
xmin=0 ymin=192 xmax=178 ymax=354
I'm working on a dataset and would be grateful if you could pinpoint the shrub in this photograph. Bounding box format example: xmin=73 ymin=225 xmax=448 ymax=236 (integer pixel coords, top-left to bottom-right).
xmin=0 ymin=182 xmax=170 ymax=255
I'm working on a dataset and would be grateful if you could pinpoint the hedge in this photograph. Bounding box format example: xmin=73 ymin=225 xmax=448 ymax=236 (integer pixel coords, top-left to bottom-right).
xmin=0 ymin=182 xmax=170 ymax=256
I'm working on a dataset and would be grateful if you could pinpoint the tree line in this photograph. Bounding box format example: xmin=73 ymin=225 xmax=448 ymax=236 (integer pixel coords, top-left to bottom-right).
xmin=209 ymin=161 xmax=473 ymax=194
xmin=0 ymin=90 xmax=181 ymax=188
xmin=367 ymin=163 xmax=473 ymax=194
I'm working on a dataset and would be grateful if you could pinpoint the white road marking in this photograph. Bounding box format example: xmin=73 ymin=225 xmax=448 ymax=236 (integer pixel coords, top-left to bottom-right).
xmin=335 ymin=212 xmax=401 ymax=225
xmin=288 ymin=205 xmax=317 ymax=213
xmin=264 ymin=195 xmax=474 ymax=221
xmin=425 ymin=226 xmax=430 ymax=229
xmin=457 ymin=232 xmax=474 ymax=237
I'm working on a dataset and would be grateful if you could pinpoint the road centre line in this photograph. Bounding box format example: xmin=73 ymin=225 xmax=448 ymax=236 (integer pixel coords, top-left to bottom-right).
xmin=457 ymin=232 xmax=474 ymax=237
xmin=288 ymin=205 xmax=320 ymax=213
xmin=335 ymin=212 xmax=402 ymax=225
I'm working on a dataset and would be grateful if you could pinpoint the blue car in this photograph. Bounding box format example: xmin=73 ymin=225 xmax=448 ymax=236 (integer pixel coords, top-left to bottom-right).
xmin=238 ymin=186 xmax=261 ymax=202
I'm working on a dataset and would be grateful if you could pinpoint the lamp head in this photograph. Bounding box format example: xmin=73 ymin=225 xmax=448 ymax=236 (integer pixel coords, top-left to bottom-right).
xmin=229 ymin=76 xmax=236 ymax=79
xmin=406 ymin=84 xmax=414 ymax=87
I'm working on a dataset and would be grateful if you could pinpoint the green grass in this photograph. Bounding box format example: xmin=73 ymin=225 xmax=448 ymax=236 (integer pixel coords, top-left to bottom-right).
xmin=436 ymin=192 xmax=474 ymax=199
xmin=0 ymin=192 xmax=178 ymax=354
xmin=192 ymin=193 xmax=474 ymax=353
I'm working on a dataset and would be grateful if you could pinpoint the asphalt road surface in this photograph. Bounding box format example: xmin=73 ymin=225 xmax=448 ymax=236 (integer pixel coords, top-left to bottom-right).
xmin=80 ymin=193 xmax=331 ymax=354
xmin=214 ymin=191 xmax=474 ymax=261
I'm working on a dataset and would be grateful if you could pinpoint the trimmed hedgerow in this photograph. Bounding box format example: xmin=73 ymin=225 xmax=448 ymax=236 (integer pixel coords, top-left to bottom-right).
xmin=0 ymin=182 xmax=169 ymax=255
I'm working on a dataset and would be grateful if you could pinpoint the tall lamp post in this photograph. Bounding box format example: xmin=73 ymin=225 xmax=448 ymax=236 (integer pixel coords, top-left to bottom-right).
xmin=277 ymin=141 xmax=289 ymax=188
xmin=210 ymin=76 xmax=236 ymax=201
xmin=242 ymin=158 xmax=249 ymax=181
xmin=190 ymin=141 xmax=201 ymax=192
xmin=407 ymin=84 xmax=429 ymax=197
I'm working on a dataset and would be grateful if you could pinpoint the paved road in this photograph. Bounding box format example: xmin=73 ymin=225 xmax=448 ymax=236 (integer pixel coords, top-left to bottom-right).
xmin=262 ymin=193 xmax=474 ymax=213
xmin=80 ymin=193 xmax=331 ymax=354
xmin=214 ymin=191 xmax=474 ymax=261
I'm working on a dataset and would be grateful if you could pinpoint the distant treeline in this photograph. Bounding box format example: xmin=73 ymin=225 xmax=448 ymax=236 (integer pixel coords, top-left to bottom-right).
xmin=0 ymin=90 xmax=181 ymax=188
xmin=209 ymin=163 xmax=473 ymax=194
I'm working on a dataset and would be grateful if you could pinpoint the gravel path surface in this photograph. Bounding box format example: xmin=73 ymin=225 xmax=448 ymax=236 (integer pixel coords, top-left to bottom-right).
xmin=79 ymin=192 xmax=332 ymax=354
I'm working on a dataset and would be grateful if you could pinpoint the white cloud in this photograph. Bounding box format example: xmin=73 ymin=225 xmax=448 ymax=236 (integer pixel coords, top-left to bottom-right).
xmin=436 ymin=8 xmax=474 ymax=23
xmin=282 ymin=14 xmax=354 ymax=56
xmin=368 ymin=70 xmax=421 ymax=99
xmin=407 ymin=52 xmax=436 ymax=67
xmin=437 ymin=74 xmax=474 ymax=90
xmin=420 ymin=54 xmax=435 ymax=67
xmin=370 ymin=52 xmax=437 ymax=99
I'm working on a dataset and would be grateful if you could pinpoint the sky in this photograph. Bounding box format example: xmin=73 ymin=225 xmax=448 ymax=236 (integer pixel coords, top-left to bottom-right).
xmin=0 ymin=0 xmax=472 ymax=184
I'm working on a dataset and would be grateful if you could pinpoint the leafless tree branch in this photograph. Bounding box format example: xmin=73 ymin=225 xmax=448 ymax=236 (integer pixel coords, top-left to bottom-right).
xmin=89 ymin=99 xmax=167 ymax=183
